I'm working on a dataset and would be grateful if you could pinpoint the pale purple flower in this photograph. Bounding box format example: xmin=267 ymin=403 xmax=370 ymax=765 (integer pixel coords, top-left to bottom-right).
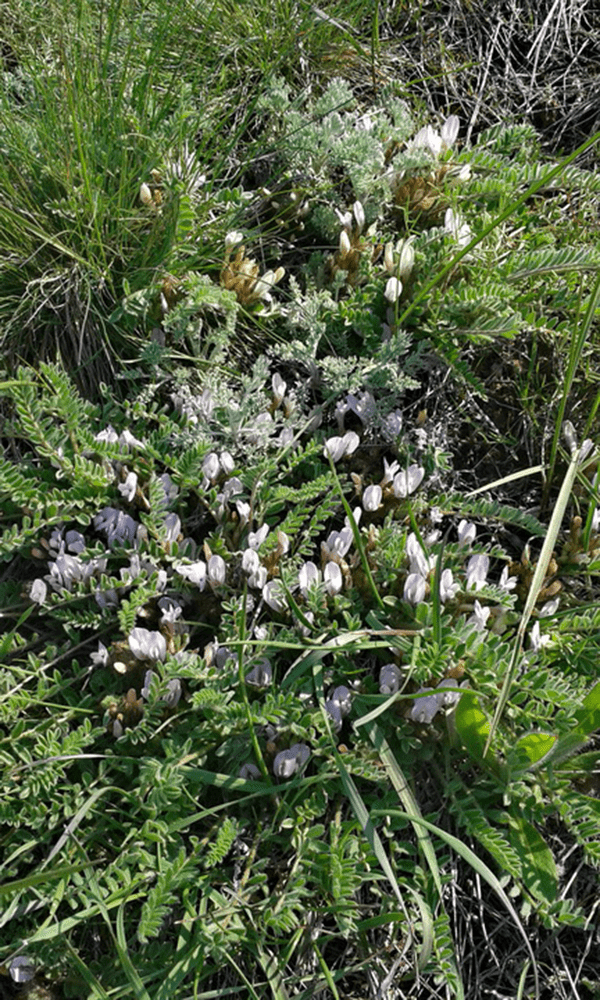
xmin=176 ymin=560 xmax=207 ymax=590
xmin=457 ymin=519 xmax=476 ymax=548
xmin=410 ymin=687 xmax=440 ymax=724
xmin=379 ymin=663 xmax=401 ymax=695
xmin=466 ymin=554 xmax=489 ymax=591
xmin=65 ymin=530 xmax=86 ymax=553
xmin=158 ymin=473 xmax=178 ymax=506
xmin=164 ymin=678 xmax=182 ymax=708
xmin=325 ymin=699 xmax=343 ymax=731
xmin=9 ymin=957 xmax=35 ymax=984
xmin=222 ymin=476 xmax=243 ymax=501
xmin=393 ymin=465 xmax=424 ymax=498
xmin=273 ymin=743 xmax=310 ymax=778
xmin=404 ymin=572 xmax=426 ymax=605
xmin=163 ymin=512 xmax=181 ymax=543
xmin=383 ymin=411 xmax=403 ymax=440
xmin=129 ymin=627 xmax=166 ymax=662
xmin=263 ymin=580 xmax=286 ymax=612
xmin=141 ymin=669 xmax=156 ymax=699
xmin=246 ymin=658 xmax=272 ymax=687
xmin=330 ymin=685 xmax=352 ymax=718
xmin=239 ymin=762 xmax=261 ymax=780
xmin=324 ymin=561 xmax=343 ymax=595
xmin=94 ymin=507 xmax=139 ymax=548
xmin=435 ymin=678 xmax=461 ymax=707
xmin=158 ymin=597 xmax=183 ymax=625
xmin=363 ymin=484 xmax=382 ymax=512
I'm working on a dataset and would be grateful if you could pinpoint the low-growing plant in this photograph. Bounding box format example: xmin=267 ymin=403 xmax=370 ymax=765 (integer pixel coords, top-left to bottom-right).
xmin=1 ymin=361 xmax=599 ymax=998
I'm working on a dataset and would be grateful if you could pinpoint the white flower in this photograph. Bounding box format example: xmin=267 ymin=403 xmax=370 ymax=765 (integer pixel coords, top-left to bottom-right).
xmin=249 ymin=565 xmax=268 ymax=590
xmin=299 ymin=561 xmax=320 ymax=595
xmin=175 ymin=560 xmax=207 ymax=590
xmin=339 ymin=229 xmax=352 ymax=256
xmin=441 ymin=114 xmax=460 ymax=149
xmin=118 ymin=471 xmax=138 ymax=502
xmin=225 ymin=230 xmax=244 ymax=248
xmin=202 ymin=451 xmax=220 ymax=484
xmin=273 ymin=743 xmax=310 ymax=778
xmin=248 ymin=524 xmax=269 ymax=549
xmin=384 ymin=276 xmax=402 ymax=302
xmin=397 ymin=239 xmax=415 ymax=279
xmin=363 ymin=484 xmax=382 ymax=512
xmin=272 ymin=373 xmax=287 ymax=408
xmin=467 ymin=599 xmax=490 ymax=632
xmin=498 ymin=564 xmax=517 ymax=592
xmin=393 ymin=465 xmax=424 ymax=498
xmin=220 ymin=451 xmax=235 ymax=475
xmin=353 ymin=200 xmax=365 ymax=231
xmin=530 ymin=620 xmax=551 ymax=652
xmin=236 ymin=500 xmax=251 ymax=525
xmin=540 ymin=597 xmax=560 ymax=617
xmin=208 ymin=554 xmax=226 ymax=585
xmin=129 ymin=627 xmax=166 ymax=662
xmin=263 ymin=580 xmax=286 ymax=612
xmin=466 ymin=554 xmax=489 ymax=591
xmin=379 ymin=663 xmax=401 ymax=695
xmin=439 ymin=568 xmax=460 ymax=602
xmin=457 ymin=519 xmax=476 ymax=548
xmin=324 ymin=561 xmax=343 ymax=595
xmin=410 ymin=124 xmax=443 ymax=158
xmin=410 ymin=687 xmax=440 ymax=724
xmin=242 ymin=549 xmax=260 ymax=575
xmin=139 ymin=182 xmax=153 ymax=206
xmin=444 ymin=208 xmax=472 ymax=248
xmin=324 ymin=430 xmax=360 ymax=462
xmin=158 ymin=597 xmax=183 ymax=624
xmin=90 ymin=642 xmax=109 ymax=668
xmin=246 ymin=658 xmax=272 ymax=687
xmin=406 ymin=532 xmax=431 ymax=578
xmin=30 ymin=578 xmax=47 ymax=604
xmin=404 ymin=572 xmax=426 ymax=605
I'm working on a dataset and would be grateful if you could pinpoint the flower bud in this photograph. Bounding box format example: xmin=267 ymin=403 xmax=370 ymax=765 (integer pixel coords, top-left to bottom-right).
xmin=139 ymin=183 xmax=153 ymax=206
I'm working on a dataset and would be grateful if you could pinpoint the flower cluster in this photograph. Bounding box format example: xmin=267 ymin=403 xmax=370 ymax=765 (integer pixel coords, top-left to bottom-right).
xmin=220 ymin=232 xmax=285 ymax=309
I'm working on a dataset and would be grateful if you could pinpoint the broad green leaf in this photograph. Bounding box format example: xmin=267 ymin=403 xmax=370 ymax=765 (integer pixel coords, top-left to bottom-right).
xmin=455 ymin=691 xmax=490 ymax=761
xmin=573 ymin=680 xmax=600 ymax=736
xmin=512 ymin=731 xmax=558 ymax=770
xmin=507 ymin=814 xmax=557 ymax=903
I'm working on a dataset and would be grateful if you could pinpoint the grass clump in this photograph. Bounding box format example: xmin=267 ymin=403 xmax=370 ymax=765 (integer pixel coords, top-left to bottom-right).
xmin=1 ymin=2 xmax=600 ymax=999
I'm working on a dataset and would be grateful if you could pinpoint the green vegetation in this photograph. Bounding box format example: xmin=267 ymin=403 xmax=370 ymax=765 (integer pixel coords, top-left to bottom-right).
xmin=1 ymin=1 xmax=599 ymax=998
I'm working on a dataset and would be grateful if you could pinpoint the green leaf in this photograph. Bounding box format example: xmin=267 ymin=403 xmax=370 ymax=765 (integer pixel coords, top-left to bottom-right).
xmin=507 ymin=814 xmax=557 ymax=903
xmin=455 ymin=691 xmax=491 ymax=762
xmin=574 ymin=680 xmax=600 ymax=736
xmin=512 ymin=731 xmax=558 ymax=770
